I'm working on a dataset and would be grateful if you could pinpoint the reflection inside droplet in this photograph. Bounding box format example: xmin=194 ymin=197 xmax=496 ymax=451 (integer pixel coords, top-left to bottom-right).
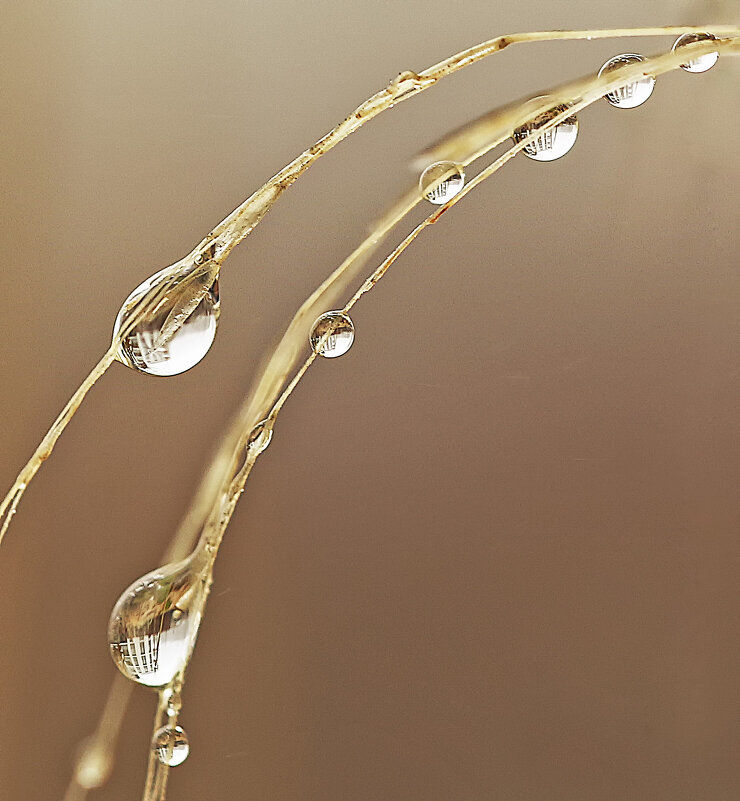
xmin=599 ymin=54 xmax=655 ymax=109
xmin=108 ymin=558 xmax=206 ymax=688
xmin=512 ymin=98 xmax=579 ymax=162
xmin=153 ymin=725 xmax=190 ymax=767
xmin=310 ymin=311 xmax=355 ymax=358
xmin=419 ymin=161 xmax=465 ymax=205
xmin=113 ymin=266 xmax=220 ymax=377
xmin=673 ymin=32 xmax=719 ymax=73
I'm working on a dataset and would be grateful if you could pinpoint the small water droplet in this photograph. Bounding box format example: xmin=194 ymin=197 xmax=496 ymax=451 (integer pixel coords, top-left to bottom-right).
xmin=113 ymin=267 xmax=220 ymax=377
xmin=673 ymin=32 xmax=719 ymax=73
xmin=512 ymin=98 xmax=579 ymax=162
xmin=153 ymin=725 xmax=190 ymax=767
xmin=164 ymin=686 xmax=183 ymax=720
xmin=598 ymin=54 xmax=655 ymax=109
xmin=310 ymin=311 xmax=355 ymax=358
xmin=419 ymin=161 xmax=465 ymax=204
xmin=108 ymin=558 xmax=206 ymax=688
xmin=247 ymin=419 xmax=273 ymax=455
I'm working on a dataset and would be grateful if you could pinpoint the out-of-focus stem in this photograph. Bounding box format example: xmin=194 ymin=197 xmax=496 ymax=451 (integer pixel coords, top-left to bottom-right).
xmin=62 ymin=675 xmax=133 ymax=801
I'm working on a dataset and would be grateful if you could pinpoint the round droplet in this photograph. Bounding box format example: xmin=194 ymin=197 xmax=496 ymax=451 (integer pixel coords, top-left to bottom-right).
xmin=310 ymin=311 xmax=355 ymax=358
xmin=598 ymin=54 xmax=655 ymax=109
xmin=419 ymin=161 xmax=465 ymax=205
xmin=512 ymin=98 xmax=579 ymax=162
xmin=108 ymin=558 xmax=206 ymax=688
xmin=153 ymin=725 xmax=190 ymax=767
xmin=113 ymin=266 xmax=220 ymax=377
xmin=247 ymin=419 xmax=273 ymax=455
xmin=673 ymin=32 xmax=719 ymax=73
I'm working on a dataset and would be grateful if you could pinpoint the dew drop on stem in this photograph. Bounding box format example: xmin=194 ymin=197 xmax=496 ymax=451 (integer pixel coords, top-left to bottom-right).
xmin=153 ymin=725 xmax=190 ymax=767
xmin=310 ymin=311 xmax=355 ymax=358
xmin=512 ymin=97 xmax=579 ymax=162
xmin=673 ymin=32 xmax=719 ymax=73
xmin=598 ymin=54 xmax=655 ymax=109
xmin=419 ymin=161 xmax=465 ymax=205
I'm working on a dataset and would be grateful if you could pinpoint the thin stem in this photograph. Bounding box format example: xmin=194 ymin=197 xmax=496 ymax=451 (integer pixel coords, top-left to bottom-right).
xmin=54 ymin=26 xmax=739 ymax=800
xmin=207 ymin=25 xmax=740 ymax=258
xmin=178 ymin=35 xmax=740 ymax=673
xmin=0 ymin=347 xmax=118 ymax=545
xmin=175 ymin=32 xmax=740 ymax=560
xmin=4 ymin=26 xmax=734 ymax=548
xmin=141 ymin=691 xmax=171 ymax=801
xmin=173 ymin=40 xmax=740 ymax=724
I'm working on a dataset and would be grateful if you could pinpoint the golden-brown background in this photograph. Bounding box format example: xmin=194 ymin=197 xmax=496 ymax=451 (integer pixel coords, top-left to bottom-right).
xmin=1 ymin=1 xmax=739 ymax=799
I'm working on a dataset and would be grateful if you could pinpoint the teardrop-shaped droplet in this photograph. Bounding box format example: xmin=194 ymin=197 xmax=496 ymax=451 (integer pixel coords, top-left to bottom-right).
xmin=673 ymin=32 xmax=719 ymax=73
xmin=113 ymin=265 xmax=220 ymax=377
xmin=108 ymin=558 xmax=206 ymax=688
xmin=419 ymin=161 xmax=465 ymax=205
xmin=512 ymin=98 xmax=579 ymax=162
xmin=153 ymin=725 xmax=190 ymax=767
xmin=310 ymin=311 xmax=355 ymax=358
xmin=247 ymin=419 xmax=273 ymax=455
xmin=598 ymin=54 xmax=655 ymax=109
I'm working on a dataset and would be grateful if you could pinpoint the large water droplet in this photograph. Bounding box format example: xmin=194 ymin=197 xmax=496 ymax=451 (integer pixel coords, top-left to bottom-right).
xmin=598 ymin=54 xmax=655 ymax=109
xmin=153 ymin=725 xmax=190 ymax=767
xmin=419 ymin=161 xmax=465 ymax=205
xmin=673 ymin=32 xmax=719 ymax=73
xmin=512 ymin=98 xmax=579 ymax=162
xmin=108 ymin=558 xmax=206 ymax=688
xmin=310 ymin=311 xmax=355 ymax=358
xmin=113 ymin=266 xmax=220 ymax=377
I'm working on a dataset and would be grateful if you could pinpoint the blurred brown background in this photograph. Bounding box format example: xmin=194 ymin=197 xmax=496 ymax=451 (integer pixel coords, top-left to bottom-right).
xmin=1 ymin=1 xmax=739 ymax=799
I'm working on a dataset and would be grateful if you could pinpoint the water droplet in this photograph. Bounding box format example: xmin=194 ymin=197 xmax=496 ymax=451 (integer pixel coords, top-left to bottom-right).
xmin=512 ymin=98 xmax=579 ymax=162
xmin=310 ymin=311 xmax=355 ymax=358
xmin=113 ymin=266 xmax=220 ymax=377
xmin=673 ymin=32 xmax=719 ymax=73
xmin=419 ymin=161 xmax=465 ymax=205
xmin=598 ymin=54 xmax=655 ymax=109
xmin=108 ymin=558 xmax=206 ymax=688
xmin=153 ymin=725 xmax=190 ymax=767
xmin=163 ymin=685 xmax=183 ymax=720
xmin=247 ymin=419 xmax=273 ymax=455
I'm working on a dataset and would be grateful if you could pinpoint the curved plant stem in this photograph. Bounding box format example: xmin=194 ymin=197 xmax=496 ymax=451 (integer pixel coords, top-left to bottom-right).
xmin=2 ymin=26 xmax=735 ymax=549
xmin=176 ymin=32 xmax=740 ymax=555
xmin=46 ymin=27 xmax=738 ymax=801
xmin=132 ymin=43 xmax=740 ymax=801
xmin=141 ymin=691 xmax=171 ymax=801
xmin=0 ymin=348 xmax=118 ymax=545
